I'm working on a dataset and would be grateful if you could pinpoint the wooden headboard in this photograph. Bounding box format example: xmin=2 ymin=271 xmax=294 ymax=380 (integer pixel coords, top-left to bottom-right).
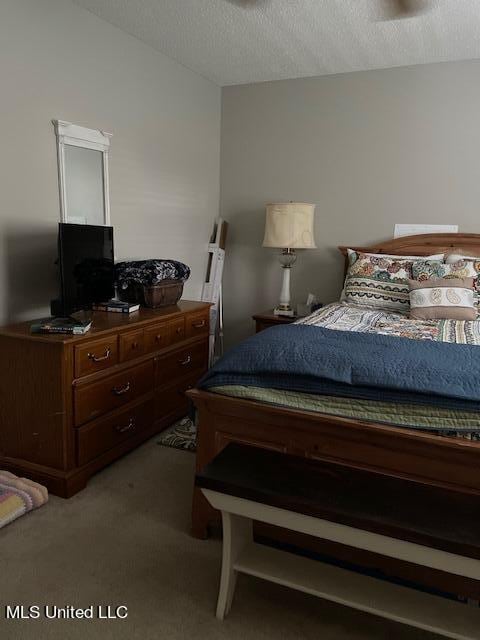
xmin=339 ymin=232 xmax=480 ymax=261
xmin=338 ymin=233 xmax=480 ymax=276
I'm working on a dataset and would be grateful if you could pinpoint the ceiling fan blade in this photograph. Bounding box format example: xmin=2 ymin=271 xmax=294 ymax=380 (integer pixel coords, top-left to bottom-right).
xmin=380 ymin=0 xmax=432 ymax=19
xmin=225 ymin=0 xmax=271 ymax=7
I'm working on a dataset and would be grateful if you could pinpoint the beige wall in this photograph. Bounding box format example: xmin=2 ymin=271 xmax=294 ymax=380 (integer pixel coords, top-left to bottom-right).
xmin=221 ymin=61 xmax=480 ymax=346
xmin=0 ymin=0 xmax=221 ymax=323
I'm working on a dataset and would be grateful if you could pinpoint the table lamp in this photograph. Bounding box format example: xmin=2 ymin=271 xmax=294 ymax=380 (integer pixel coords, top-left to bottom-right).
xmin=263 ymin=202 xmax=316 ymax=316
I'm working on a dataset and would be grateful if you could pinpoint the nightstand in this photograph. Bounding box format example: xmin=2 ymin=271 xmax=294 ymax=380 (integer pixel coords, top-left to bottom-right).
xmin=252 ymin=310 xmax=299 ymax=333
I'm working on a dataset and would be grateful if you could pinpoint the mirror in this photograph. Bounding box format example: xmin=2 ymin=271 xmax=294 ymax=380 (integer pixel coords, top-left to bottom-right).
xmin=64 ymin=146 xmax=105 ymax=225
xmin=53 ymin=120 xmax=112 ymax=225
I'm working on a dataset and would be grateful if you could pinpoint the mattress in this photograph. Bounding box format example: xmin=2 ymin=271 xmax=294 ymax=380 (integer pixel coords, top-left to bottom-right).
xmin=209 ymin=384 xmax=480 ymax=441
xmin=207 ymin=302 xmax=480 ymax=440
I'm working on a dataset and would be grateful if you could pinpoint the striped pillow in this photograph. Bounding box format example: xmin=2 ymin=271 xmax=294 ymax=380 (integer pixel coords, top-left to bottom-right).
xmin=409 ymin=278 xmax=476 ymax=320
xmin=344 ymin=252 xmax=416 ymax=312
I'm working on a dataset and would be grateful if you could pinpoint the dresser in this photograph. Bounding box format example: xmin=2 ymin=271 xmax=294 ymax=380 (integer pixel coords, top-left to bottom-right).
xmin=0 ymin=301 xmax=210 ymax=497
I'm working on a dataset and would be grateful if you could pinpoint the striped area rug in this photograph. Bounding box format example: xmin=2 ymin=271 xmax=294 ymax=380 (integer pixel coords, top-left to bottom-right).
xmin=157 ymin=417 xmax=197 ymax=452
xmin=0 ymin=471 xmax=48 ymax=530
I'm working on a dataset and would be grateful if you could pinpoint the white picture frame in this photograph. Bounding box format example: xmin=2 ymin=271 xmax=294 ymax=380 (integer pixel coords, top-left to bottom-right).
xmin=394 ymin=224 xmax=458 ymax=239
xmin=53 ymin=120 xmax=112 ymax=225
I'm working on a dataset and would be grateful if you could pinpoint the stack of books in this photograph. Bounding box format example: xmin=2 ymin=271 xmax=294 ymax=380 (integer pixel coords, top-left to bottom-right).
xmin=92 ymin=300 xmax=140 ymax=314
xmin=30 ymin=316 xmax=92 ymax=336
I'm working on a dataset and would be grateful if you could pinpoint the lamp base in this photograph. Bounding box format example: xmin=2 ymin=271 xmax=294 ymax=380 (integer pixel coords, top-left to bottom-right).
xmin=274 ymin=306 xmax=295 ymax=317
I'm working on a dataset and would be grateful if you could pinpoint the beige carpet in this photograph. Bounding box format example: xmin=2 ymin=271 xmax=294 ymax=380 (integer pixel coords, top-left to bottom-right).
xmin=0 ymin=438 xmax=439 ymax=640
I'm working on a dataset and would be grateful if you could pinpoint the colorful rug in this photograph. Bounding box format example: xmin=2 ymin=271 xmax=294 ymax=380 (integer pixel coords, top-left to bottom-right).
xmin=0 ymin=471 xmax=48 ymax=530
xmin=157 ymin=417 xmax=197 ymax=452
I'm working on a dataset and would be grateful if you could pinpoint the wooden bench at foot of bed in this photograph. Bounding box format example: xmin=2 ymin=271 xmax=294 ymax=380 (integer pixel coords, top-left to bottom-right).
xmin=196 ymin=444 xmax=480 ymax=638
xmin=188 ymin=388 xmax=480 ymax=600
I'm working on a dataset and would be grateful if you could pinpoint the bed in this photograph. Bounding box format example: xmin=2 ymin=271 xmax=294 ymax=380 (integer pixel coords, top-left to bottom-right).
xmin=188 ymin=233 xmax=480 ymax=598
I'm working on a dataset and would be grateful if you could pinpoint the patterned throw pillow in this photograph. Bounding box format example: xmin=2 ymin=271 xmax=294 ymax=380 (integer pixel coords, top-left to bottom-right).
xmin=409 ymin=278 xmax=476 ymax=320
xmin=412 ymin=259 xmax=480 ymax=311
xmin=344 ymin=252 xmax=416 ymax=312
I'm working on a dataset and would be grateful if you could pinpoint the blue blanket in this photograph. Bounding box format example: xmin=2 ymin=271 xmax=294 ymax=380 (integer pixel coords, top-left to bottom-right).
xmin=199 ymin=325 xmax=480 ymax=410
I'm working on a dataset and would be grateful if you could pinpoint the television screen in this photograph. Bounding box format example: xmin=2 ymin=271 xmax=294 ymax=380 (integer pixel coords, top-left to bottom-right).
xmin=57 ymin=223 xmax=114 ymax=315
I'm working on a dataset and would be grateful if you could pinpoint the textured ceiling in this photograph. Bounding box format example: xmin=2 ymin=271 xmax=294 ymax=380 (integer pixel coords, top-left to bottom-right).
xmin=71 ymin=0 xmax=480 ymax=86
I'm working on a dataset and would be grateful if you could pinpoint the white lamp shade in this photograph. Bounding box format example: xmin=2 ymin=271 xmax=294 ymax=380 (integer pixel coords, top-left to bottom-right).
xmin=263 ymin=202 xmax=316 ymax=249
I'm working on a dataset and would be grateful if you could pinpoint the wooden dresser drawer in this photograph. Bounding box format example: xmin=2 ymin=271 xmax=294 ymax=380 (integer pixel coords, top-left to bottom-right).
xmin=145 ymin=322 xmax=169 ymax=354
xmin=74 ymin=360 xmax=154 ymax=426
xmin=75 ymin=335 xmax=119 ymax=378
xmin=186 ymin=310 xmax=209 ymax=339
xmin=156 ymin=342 xmax=208 ymax=387
xmin=169 ymin=317 xmax=185 ymax=345
xmin=77 ymin=399 xmax=153 ymax=466
xmin=119 ymin=329 xmax=145 ymax=363
xmin=154 ymin=373 xmax=200 ymax=421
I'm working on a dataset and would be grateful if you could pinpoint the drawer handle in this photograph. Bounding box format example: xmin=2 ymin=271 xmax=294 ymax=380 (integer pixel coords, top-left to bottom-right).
xmin=115 ymin=418 xmax=135 ymax=434
xmin=112 ymin=382 xmax=131 ymax=396
xmin=192 ymin=320 xmax=206 ymax=328
xmin=131 ymin=342 xmax=139 ymax=350
xmin=176 ymin=327 xmax=183 ymax=334
xmin=88 ymin=348 xmax=111 ymax=363
xmin=155 ymin=334 xmax=163 ymax=342
xmin=178 ymin=355 xmax=191 ymax=366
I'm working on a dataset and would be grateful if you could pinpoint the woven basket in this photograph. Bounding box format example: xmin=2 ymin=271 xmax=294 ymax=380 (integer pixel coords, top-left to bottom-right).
xmin=118 ymin=280 xmax=184 ymax=308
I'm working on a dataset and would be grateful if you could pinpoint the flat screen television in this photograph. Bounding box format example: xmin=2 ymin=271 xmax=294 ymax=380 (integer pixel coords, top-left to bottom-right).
xmin=51 ymin=223 xmax=115 ymax=317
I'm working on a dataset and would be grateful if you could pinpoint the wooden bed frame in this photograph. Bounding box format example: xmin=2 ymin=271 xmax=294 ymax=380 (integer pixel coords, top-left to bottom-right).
xmin=188 ymin=233 xmax=480 ymax=598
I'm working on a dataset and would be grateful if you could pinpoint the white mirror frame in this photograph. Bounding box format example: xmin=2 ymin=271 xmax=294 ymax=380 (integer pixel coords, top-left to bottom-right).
xmin=53 ymin=120 xmax=113 ymax=225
